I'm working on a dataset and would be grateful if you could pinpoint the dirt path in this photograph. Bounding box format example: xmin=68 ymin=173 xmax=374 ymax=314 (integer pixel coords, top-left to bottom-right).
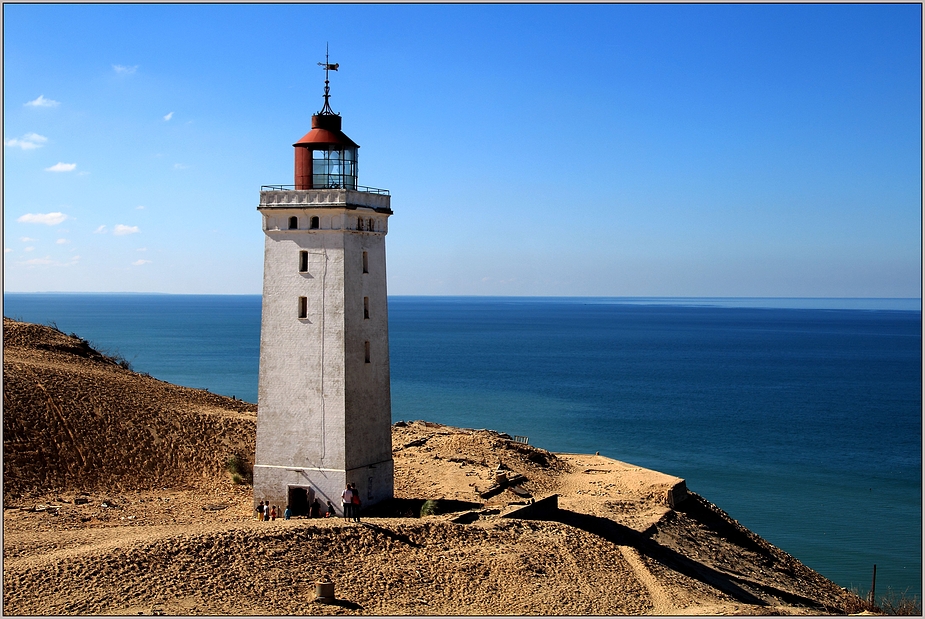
xmin=619 ymin=545 xmax=677 ymax=614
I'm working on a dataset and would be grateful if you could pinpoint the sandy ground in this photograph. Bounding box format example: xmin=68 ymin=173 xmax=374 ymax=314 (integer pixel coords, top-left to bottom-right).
xmin=3 ymin=319 xmax=863 ymax=615
xmin=4 ymin=422 xmax=856 ymax=615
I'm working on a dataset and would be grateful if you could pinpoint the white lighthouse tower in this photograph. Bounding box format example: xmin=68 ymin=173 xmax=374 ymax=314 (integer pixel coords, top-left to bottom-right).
xmin=253 ymin=56 xmax=394 ymax=516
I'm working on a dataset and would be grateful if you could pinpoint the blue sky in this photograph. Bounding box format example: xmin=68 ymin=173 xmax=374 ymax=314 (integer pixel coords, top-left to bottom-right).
xmin=3 ymin=4 xmax=921 ymax=296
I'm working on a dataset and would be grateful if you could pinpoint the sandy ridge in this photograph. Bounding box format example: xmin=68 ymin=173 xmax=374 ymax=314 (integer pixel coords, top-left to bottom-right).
xmin=3 ymin=318 xmax=864 ymax=615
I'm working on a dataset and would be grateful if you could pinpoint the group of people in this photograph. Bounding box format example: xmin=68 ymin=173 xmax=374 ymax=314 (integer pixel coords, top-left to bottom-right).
xmin=254 ymin=501 xmax=288 ymax=521
xmin=254 ymin=498 xmax=339 ymax=520
xmin=254 ymin=483 xmax=365 ymax=522
xmin=341 ymin=483 xmax=362 ymax=522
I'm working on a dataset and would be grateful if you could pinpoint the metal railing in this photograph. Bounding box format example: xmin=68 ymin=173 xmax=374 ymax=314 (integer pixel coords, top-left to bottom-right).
xmin=260 ymin=184 xmax=390 ymax=196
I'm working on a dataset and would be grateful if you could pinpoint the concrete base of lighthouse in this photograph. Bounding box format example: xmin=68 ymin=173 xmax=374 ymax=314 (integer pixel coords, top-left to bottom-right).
xmin=253 ymin=459 xmax=393 ymax=517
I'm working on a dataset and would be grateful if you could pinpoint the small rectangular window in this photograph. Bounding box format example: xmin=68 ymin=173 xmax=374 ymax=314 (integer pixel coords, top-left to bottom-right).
xmin=362 ymin=251 xmax=369 ymax=274
xmin=298 ymin=296 xmax=307 ymax=319
xmin=363 ymin=297 xmax=370 ymax=319
xmin=364 ymin=341 xmax=370 ymax=364
xmin=299 ymin=251 xmax=308 ymax=273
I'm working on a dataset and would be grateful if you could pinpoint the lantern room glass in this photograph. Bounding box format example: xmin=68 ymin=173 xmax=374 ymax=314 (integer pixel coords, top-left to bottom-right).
xmin=312 ymin=147 xmax=357 ymax=189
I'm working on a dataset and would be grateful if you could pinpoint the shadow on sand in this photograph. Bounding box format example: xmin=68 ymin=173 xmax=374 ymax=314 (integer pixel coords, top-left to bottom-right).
xmin=360 ymin=497 xmax=482 ymax=519
xmin=315 ymin=598 xmax=363 ymax=610
xmin=541 ymin=499 xmax=831 ymax=612
xmin=359 ymin=522 xmax=423 ymax=548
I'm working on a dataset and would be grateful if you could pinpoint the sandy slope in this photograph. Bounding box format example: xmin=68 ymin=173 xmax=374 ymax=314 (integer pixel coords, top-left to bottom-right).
xmin=2 ymin=319 xmax=863 ymax=615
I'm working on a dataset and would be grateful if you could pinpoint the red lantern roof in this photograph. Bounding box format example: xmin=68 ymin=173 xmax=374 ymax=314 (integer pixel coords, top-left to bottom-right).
xmin=293 ymin=113 xmax=359 ymax=149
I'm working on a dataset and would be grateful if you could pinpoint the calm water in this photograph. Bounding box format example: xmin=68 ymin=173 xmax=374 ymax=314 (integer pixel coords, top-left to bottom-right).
xmin=3 ymin=293 xmax=921 ymax=600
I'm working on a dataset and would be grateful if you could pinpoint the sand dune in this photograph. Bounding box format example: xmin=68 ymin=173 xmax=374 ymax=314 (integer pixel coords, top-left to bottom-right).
xmin=3 ymin=318 xmax=866 ymax=615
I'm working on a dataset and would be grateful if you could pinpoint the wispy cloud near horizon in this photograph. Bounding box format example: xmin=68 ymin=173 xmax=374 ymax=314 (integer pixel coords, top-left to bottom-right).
xmin=17 ymin=212 xmax=68 ymax=225
xmin=45 ymin=162 xmax=77 ymax=172
xmin=113 ymin=224 xmax=140 ymax=236
xmin=113 ymin=64 xmax=138 ymax=75
xmin=164 ymin=112 xmax=174 ymax=121
xmin=5 ymin=133 xmax=48 ymax=150
xmin=25 ymin=95 xmax=59 ymax=107
xmin=20 ymin=256 xmax=54 ymax=266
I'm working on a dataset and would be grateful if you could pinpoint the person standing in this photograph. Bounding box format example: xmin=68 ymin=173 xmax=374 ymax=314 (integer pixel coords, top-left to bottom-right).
xmin=255 ymin=501 xmax=264 ymax=521
xmin=350 ymin=483 xmax=361 ymax=522
xmin=284 ymin=505 xmax=292 ymax=520
xmin=341 ymin=484 xmax=354 ymax=521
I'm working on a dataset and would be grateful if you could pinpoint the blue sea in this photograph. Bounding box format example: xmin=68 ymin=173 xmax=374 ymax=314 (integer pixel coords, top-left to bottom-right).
xmin=3 ymin=293 xmax=921 ymax=601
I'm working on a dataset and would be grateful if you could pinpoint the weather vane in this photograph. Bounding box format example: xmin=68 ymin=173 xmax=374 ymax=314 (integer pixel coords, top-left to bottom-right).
xmin=317 ymin=43 xmax=339 ymax=115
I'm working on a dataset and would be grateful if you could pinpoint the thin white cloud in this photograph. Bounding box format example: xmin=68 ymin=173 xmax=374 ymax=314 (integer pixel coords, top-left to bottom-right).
xmin=25 ymin=95 xmax=59 ymax=108
xmin=5 ymin=139 xmax=41 ymax=150
xmin=93 ymin=225 xmax=107 ymax=234
xmin=45 ymin=162 xmax=77 ymax=172
xmin=20 ymin=237 xmax=36 ymax=242
xmin=56 ymin=238 xmax=69 ymax=244
xmin=164 ymin=112 xmax=174 ymax=121
xmin=137 ymin=247 xmax=148 ymax=252
xmin=132 ymin=259 xmax=152 ymax=266
xmin=113 ymin=64 xmax=138 ymax=75
xmin=22 ymin=256 xmax=53 ymax=266
xmin=173 ymin=163 xmax=189 ymax=170
xmin=24 ymin=247 xmax=35 ymax=252
xmin=5 ymin=133 xmax=48 ymax=150
xmin=113 ymin=224 xmax=139 ymax=236
xmin=18 ymin=254 xmax=78 ymax=267
xmin=4 ymin=248 xmax=12 ymax=254
xmin=136 ymin=205 xmax=145 ymax=210
xmin=18 ymin=212 xmax=68 ymax=225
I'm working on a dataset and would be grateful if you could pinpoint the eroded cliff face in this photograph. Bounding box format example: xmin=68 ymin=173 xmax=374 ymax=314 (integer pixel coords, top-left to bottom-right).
xmin=2 ymin=319 xmax=862 ymax=615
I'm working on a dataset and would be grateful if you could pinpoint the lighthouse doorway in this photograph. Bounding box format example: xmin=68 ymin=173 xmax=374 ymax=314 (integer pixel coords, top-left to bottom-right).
xmin=288 ymin=486 xmax=314 ymax=517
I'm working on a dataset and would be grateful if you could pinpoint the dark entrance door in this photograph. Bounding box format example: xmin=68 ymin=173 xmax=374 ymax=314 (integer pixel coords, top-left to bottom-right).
xmin=288 ymin=486 xmax=309 ymax=517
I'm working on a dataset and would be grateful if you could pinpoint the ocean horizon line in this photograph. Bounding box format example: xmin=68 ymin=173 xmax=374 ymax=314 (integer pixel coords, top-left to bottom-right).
xmin=4 ymin=292 xmax=920 ymax=312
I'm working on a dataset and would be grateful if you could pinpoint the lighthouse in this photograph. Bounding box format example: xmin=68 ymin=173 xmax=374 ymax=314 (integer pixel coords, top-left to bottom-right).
xmin=253 ymin=55 xmax=394 ymax=516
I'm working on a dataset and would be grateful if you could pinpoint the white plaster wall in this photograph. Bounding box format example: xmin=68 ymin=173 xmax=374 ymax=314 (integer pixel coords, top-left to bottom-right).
xmin=254 ymin=196 xmax=393 ymax=511
xmin=343 ymin=224 xmax=393 ymax=471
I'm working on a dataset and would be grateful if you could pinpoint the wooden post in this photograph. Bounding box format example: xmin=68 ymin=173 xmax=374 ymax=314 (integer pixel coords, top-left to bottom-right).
xmin=869 ymin=564 xmax=877 ymax=605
